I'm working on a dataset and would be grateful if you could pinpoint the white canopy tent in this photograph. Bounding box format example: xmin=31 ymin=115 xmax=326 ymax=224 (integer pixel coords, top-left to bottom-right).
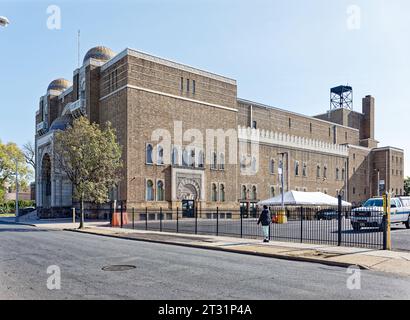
xmin=258 ymin=191 xmax=351 ymax=207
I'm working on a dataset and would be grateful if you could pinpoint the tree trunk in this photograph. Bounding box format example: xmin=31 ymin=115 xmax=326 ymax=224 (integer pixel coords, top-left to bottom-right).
xmin=79 ymin=195 xmax=85 ymax=229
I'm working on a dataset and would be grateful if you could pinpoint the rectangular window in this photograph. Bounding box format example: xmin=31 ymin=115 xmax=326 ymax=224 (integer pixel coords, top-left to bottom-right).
xmin=289 ymin=118 xmax=292 ymax=128
xmin=309 ymin=123 xmax=312 ymax=133
xmin=187 ymin=79 xmax=190 ymax=92
xmin=192 ymin=80 xmax=196 ymax=94
xmin=180 ymin=77 xmax=184 ymax=91
xmin=345 ymin=132 xmax=348 ymax=141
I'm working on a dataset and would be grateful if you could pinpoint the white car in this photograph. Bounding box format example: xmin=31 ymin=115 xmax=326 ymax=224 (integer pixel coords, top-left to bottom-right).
xmin=351 ymin=196 xmax=410 ymax=231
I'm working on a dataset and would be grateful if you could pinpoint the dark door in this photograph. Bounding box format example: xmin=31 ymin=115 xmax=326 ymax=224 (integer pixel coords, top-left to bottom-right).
xmin=182 ymin=200 xmax=195 ymax=218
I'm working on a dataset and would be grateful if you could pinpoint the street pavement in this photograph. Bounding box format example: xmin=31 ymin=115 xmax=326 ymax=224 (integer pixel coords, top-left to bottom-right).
xmin=1 ymin=222 xmax=410 ymax=300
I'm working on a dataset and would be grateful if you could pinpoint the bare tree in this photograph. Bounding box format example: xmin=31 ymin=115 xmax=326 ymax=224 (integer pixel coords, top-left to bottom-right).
xmin=22 ymin=141 xmax=35 ymax=170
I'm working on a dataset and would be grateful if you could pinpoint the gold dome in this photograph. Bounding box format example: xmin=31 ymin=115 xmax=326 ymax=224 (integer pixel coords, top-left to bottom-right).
xmin=47 ymin=78 xmax=72 ymax=92
xmin=83 ymin=46 xmax=116 ymax=64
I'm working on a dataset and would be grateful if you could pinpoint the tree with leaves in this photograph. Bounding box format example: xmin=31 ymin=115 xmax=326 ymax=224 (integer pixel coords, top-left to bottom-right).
xmin=54 ymin=117 xmax=122 ymax=229
xmin=405 ymin=177 xmax=410 ymax=196
xmin=0 ymin=141 xmax=31 ymax=203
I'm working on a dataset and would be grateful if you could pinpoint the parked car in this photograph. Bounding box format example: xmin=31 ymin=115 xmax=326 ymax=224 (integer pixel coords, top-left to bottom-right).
xmin=316 ymin=209 xmax=339 ymax=220
xmin=351 ymin=197 xmax=410 ymax=231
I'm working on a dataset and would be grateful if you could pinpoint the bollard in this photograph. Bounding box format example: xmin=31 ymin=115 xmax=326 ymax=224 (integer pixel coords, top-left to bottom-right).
xmin=72 ymin=208 xmax=76 ymax=224
xmin=337 ymin=195 xmax=342 ymax=246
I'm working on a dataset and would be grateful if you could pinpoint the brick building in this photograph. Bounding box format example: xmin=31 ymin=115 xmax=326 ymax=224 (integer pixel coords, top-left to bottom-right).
xmin=34 ymin=46 xmax=405 ymax=217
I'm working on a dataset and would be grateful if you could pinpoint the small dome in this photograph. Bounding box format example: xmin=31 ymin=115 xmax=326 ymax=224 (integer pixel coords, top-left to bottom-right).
xmin=83 ymin=46 xmax=116 ymax=64
xmin=48 ymin=78 xmax=72 ymax=92
xmin=49 ymin=115 xmax=72 ymax=131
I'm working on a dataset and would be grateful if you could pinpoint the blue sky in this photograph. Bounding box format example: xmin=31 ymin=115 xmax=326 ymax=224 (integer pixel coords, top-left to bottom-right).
xmin=0 ymin=0 xmax=409 ymax=176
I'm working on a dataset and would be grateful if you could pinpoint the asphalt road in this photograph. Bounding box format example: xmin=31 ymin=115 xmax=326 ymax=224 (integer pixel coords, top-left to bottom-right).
xmin=1 ymin=222 xmax=410 ymax=300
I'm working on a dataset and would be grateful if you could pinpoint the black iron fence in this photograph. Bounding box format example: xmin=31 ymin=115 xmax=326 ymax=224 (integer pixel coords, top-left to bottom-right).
xmin=109 ymin=204 xmax=387 ymax=250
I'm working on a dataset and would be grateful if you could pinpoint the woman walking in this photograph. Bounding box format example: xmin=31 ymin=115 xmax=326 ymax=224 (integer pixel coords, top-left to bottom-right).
xmin=257 ymin=205 xmax=271 ymax=243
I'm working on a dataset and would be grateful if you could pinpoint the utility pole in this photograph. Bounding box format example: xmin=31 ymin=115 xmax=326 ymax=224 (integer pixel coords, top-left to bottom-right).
xmin=15 ymin=159 xmax=19 ymax=222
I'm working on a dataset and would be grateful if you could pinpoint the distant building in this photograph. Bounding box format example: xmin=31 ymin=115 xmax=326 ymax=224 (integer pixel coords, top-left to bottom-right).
xmin=34 ymin=46 xmax=405 ymax=217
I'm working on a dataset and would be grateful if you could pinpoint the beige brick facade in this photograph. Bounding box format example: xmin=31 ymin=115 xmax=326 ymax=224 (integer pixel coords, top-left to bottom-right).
xmin=34 ymin=46 xmax=405 ymax=215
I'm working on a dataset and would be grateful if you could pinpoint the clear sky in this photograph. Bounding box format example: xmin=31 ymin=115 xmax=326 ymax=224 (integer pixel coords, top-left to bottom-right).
xmin=0 ymin=0 xmax=409 ymax=176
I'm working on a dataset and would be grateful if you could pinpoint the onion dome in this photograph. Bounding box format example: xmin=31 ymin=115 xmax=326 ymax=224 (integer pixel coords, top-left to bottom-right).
xmin=47 ymin=78 xmax=72 ymax=92
xmin=83 ymin=46 xmax=116 ymax=64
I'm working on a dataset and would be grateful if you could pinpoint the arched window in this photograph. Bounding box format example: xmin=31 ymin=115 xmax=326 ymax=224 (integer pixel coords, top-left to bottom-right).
xmin=219 ymin=153 xmax=225 ymax=170
xmin=323 ymin=165 xmax=327 ymax=179
xmin=146 ymin=180 xmax=154 ymax=201
xmin=182 ymin=149 xmax=189 ymax=167
xmin=270 ymin=186 xmax=275 ymax=198
xmin=302 ymin=163 xmax=307 ymax=177
xmin=336 ymin=168 xmax=340 ymax=180
xmin=211 ymin=183 xmax=218 ymax=202
xmin=269 ymin=159 xmax=275 ymax=175
xmin=251 ymin=186 xmax=257 ymax=200
xmin=342 ymin=168 xmax=346 ymax=180
xmin=172 ymin=147 xmax=179 ymax=166
xmin=190 ymin=149 xmax=196 ymax=167
xmin=316 ymin=165 xmax=321 ymax=178
xmin=252 ymin=121 xmax=257 ymax=129
xmin=146 ymin=144 xmax=153 ymax=164
xmin=211 ymin=152 xmax=217 ymax=170
xmin=240 ymin=155 xmax=247 ymax=170
xmin=251 ymin=157 xmax=257 ymax=172
xmin=157 ymin=180 xmax=164 ymax=201
xmin=157 ymin=145 xmax=164 ymax=165
xmin=220 ymin=184 xmax=225 ymax=202
xmin=198 ymin=150 xmax=204 ymax=168
xmin=241 ymin=185 xmax=247 ymax=200
xmin=295 ymin=161 xmax=299 ymax=176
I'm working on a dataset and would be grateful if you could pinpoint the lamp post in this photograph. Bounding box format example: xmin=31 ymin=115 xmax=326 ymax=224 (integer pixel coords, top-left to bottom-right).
xmin=374 ymin=168 xmax=380 ymax=197
xmin=277 ymin=152 xmax=288 ymax=224
xmin=15 ymin=159 xmax=19 ymax=222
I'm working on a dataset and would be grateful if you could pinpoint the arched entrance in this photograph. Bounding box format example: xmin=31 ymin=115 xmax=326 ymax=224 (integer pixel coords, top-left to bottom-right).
xmin=41 ymin=154 xmax=52 ymax=209
xmin=177 ymin=182 xmax=199 ymax=218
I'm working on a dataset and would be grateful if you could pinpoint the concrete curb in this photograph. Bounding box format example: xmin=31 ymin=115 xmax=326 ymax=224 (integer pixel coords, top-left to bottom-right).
xmin=64 ymin=228 xmax=369 ymax=270
xmin=0 ymin=220 xmax=37 ymax=227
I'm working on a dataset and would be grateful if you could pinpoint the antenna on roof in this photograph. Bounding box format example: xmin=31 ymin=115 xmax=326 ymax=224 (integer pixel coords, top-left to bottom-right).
xmin=77 ymin=30 xmax=81 ymax=68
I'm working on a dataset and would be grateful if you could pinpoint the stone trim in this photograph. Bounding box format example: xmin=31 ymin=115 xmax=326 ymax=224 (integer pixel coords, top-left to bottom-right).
xmin=238 ymin=126 xmax=349 ymax=157
xmin=99 ymin=84 xmax=238 ymax=113
xmin=101 ymin=48 xmax=237 ymax=85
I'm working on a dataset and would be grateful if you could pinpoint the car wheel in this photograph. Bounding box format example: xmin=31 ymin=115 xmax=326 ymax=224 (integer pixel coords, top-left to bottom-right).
xmin=352 ymin=223 xmax=361 ymax=231
xmin=405 ymin=216 xmax=410 ymax=229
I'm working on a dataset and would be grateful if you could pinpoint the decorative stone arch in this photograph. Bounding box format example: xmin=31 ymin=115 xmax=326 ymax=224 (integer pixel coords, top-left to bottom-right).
xmin=176 ymin=178 xmax=201 ymax=201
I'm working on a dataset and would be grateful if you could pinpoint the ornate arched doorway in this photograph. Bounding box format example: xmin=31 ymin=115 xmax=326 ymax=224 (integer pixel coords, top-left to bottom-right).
xmin=41 ymin=154 xmax=52 ymax=209
xmin=177 ymin=180 xmax=200 ymax=218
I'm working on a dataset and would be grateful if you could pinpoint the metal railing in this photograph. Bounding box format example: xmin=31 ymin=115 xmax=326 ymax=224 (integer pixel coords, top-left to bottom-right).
xmin=112 ymin=204 xmax=386 ymax=250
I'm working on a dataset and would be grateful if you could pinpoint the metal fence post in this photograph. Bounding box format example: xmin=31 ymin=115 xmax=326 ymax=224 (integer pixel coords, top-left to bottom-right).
xmin=176 ymin=207 xmax=179 ymax=233
xmin=240 ymin=209 xmax=243 ymax=238
xmin=383 ymin=214 xmax=387 ymax=250
xmin=120 ymin=201 xmax=123 ymax=228
xmin=160 ymin=207 xmax=163 ymax=232
xmin=300 ymin=206 xmax=303 ymax=243
xmin=216 ymin=207 xmax=219 ymax=236
xmin=132 ymin=207 xmax=135 ymax=230
xmin=338 ymin=195 xmax=342 ymax=246
xmin=145 ymin=207 xmax=148 ymax=231
xmin=195 ymin=205 xmax=198 ymax=235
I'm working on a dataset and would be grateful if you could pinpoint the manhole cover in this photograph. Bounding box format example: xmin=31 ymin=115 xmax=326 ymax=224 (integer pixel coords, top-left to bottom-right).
xmin=102 ymin=265 xmax=136 ymax=272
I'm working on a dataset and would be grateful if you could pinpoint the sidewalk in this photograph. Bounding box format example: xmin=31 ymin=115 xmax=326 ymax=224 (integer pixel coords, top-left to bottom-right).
xmin=2 ymin=217 xmax=410 ymax=277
